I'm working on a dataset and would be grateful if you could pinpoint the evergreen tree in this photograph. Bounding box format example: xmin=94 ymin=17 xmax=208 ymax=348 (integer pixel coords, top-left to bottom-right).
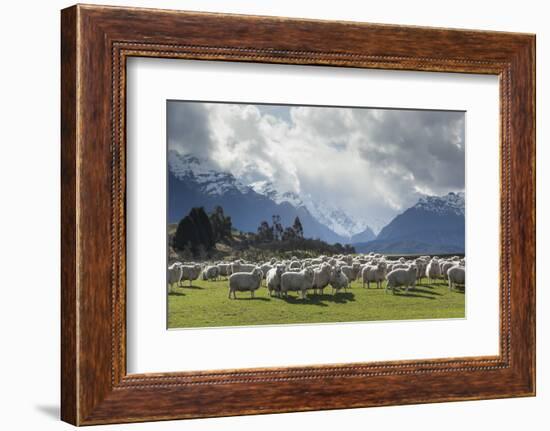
xmin=197 ymin=244 xmax=208 ymax=261
xmin=292 ymin=216 xmax=304 ymax=239
xmin=272 ymin=215 xmax=283 ymax=241
xmin=173 ymin=207 xmax=215 ymax=253
xmin=181 ymin=242 xmax=193 ymax=260
xmin=210 ymin=205 xmax=232 ymax=242
xmin=189 ymin=207 xmax=215 ymax=249
xmin=257 ymin=220 xmax=274 ymax=242
xmin=174 ymin=215 xmax=199 ymax=251
xmin=344 ymin=244 xmax=356 ymax=254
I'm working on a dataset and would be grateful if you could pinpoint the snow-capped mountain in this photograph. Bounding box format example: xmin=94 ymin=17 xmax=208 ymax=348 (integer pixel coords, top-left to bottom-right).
xmin=354 ymin=192 xmax=465 ymax=254
xmin=249 ymin=180 xmax=303 ymax=208
xmin=414 ymin=191 xmax=465 ymax=216
xmin=249 ymin=180 xmax=374 ymax=241
xmin=168 ymin=151 xmax=250 ymax=196
xmin=168 ymin=152 xmax=366 ymax=244
xmin=304 ymin=196 xmax=371 ymax=239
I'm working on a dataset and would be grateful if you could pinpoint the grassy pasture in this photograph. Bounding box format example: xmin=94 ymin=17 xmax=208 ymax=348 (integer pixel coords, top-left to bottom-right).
xmin=167 ymin=278 xmax=465 ymax=329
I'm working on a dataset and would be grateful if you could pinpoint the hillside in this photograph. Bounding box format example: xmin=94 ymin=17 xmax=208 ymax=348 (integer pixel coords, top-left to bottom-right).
xmin=353 ymin=192 xmax=464 ymax=254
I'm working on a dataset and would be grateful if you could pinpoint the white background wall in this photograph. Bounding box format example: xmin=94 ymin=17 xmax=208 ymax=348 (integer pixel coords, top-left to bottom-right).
xmin=0 ymin=0 xmax=546 ymax=429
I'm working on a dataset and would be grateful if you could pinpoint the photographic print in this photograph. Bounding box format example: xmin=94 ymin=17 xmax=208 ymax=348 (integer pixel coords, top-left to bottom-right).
xmin=167 ymin=101 xmax=466 ymax=329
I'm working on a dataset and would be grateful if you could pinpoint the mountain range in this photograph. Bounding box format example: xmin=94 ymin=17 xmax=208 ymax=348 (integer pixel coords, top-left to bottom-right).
xmin=168 ymin=151 xmax=464 ymax=253
xmin=168 ymin=151 xmax=375 ymax=244
xmin=353 ymin=192 xmax=465 ymax=254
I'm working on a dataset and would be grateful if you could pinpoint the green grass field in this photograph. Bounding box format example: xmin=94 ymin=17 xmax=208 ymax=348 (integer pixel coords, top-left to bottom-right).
xmin=167 ymin=278 xmax=465 ymax=329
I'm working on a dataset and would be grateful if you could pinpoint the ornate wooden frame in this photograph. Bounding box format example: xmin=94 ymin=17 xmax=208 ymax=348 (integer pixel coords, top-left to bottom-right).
xmin=61 ymin=4 xmax=536 ymax=425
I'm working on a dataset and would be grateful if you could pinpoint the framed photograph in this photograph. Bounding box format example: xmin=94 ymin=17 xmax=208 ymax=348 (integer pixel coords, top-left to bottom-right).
xmin=164 ymin=100 xmax=467 ymax=329
xmin=61 ymin=4 xmax=535 ymax=425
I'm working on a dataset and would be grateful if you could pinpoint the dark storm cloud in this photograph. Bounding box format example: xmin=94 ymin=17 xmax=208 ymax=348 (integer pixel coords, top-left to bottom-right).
xmin=167 ymin=101 xmax=214 ymax=158
xmin=356 ymin=109 xmax=465 ymax=192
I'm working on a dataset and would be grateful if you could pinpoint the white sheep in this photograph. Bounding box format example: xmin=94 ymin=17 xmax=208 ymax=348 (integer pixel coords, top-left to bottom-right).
xmin=286 ymin=267 xmax=301 ymax=272
xmin=217 ymin=263 xmax=232 ymax=279
xmin=414 ymin=258 xmax=428 ymax=282
xmin=447 ymin=266 xmax=465 ymax=291
xmin=425 ymin=259 xmax=441 ymax=283
xmin=342 ymin=255 xmax=353 ymax=265
xmin=340 ymin=263 xmax=362 ymax=285
xmin=228 ymin=267 xmax=263 ymax=299
xmin=340 ymin=266 xmax=354 ymax=287
xmin=329 ymin=267 xmax=349 ymax=294
xmin=260 ymin=263 xmax=273 ymax=282
xmin=266 ymin=265 xmax=285 ymax=297
xmin=439 ymin=261 xmax=456 ymax=280
xmin=280 ymin=268 xmax=315 ymax=299
xmin=361 ymin=261 xmax=387 ymax=289
xmin=167 ymin=263 xmax=182 ymax=289
xmin=202 ymin=265 xmax=219 ymax=281
xmin=179 ymin=264 xmax=202 ymax=287
xmin=231 ymin=262 xmax=256 ymax=274
xmin=312 ymin=263 xmax=332 ymax=294
xmin=288 ymin=261 xmax=302 ymax=270
xmin=386 ymin=265 xmax=418 ymax=294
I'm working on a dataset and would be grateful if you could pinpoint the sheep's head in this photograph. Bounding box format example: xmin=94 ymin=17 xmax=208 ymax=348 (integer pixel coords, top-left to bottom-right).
xmin=321 ymin=263 xmax=331 ymax=273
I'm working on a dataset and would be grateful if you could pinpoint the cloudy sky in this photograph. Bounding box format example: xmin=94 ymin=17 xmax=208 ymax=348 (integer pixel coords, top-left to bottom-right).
xmin=167 ymin=101 xmax=465 ymax=231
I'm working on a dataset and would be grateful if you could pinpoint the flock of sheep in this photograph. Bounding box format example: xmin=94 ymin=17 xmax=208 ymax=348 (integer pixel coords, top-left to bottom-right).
xmin=168 ymin=253 xmax=466 ymax=300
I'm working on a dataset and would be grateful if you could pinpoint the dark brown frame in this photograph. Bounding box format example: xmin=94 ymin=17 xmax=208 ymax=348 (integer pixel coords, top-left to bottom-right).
xmin=61 ymin=4 xmax=536 ymax=425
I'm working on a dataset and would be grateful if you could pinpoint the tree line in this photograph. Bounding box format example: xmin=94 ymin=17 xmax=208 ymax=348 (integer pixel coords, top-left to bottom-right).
xmin=172 ymin=206 xmax=232 ymax=258
xmin=256 ymin=215 xmax=304 ymax=242
xmin=172 ymin=206 xmax=354 ymax=259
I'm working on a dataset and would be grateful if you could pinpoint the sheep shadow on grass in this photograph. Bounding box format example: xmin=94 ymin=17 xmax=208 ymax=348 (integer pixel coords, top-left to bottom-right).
xmin=327 ymin=292 xmax=356 ymax=304
xmin=393 ymin=288 xmax=437 ymax=300
xmin=279 ymin=292 xmax=355 ymax=306
xmin=231 ymin=295 xmax=271 ymax=301
xmin=417 ymin=281 xmax=446 ymax=289
xmin=410 ymin=287 xmax=442 ymax=296
xmin=278 ymin=295 xmax=329 ymax=307
xmin=180 ymin=285 xmax=204 ymax=290
xmin=451 ymin=286 xmax=466 ymax=294
xmin=168 ymin=291 xmax=186 ymax=297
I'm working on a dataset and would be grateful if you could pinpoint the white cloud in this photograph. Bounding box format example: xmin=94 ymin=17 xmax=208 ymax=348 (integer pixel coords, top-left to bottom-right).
xmin=168 ymin=102 xmax=464 ymax=231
